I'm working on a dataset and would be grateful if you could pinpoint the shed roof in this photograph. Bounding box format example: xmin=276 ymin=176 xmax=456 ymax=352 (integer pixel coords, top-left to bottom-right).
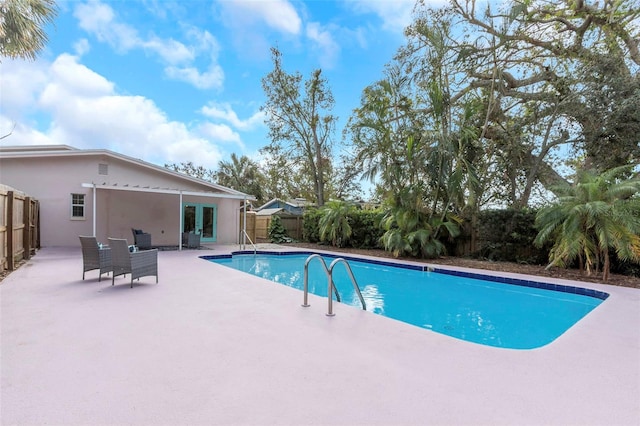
xmin=255 ymin=208 xmax=285 ymax=216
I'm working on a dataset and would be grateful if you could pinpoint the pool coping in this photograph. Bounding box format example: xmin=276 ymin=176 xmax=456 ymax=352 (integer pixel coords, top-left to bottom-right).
xmin=201 ymin=250 xmax=610 ymax=301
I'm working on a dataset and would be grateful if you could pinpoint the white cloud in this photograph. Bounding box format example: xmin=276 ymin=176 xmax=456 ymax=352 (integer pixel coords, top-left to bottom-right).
xmin=186 ymin=27 xmax=220 ymax=57
xmin=142 ymin=36 xmax=194 ymax=64
xmin=73 ymin=0 xmax=223 ymax=89
xmin=346 ymin=0 xmax=417 ymax=33
xmin=165 ymin=64 xmax=224 ymax=90
xmin=164 ymin=138 xmax=223 ymax=167
xmin=74 ymin=0 xmax=141 ymax=52
xmin=306 ymin=22 xmax=340 ymax=69
xmin=0 ymin=59 xmax=49 ymax=116
xmin=200 ymin=103 xmax=265 ymax=131
xmin=0 ymin=116 xmax=53 ymax=145
xmin=74 ymin=0 xmax=115 ymax=34
xmin=1 ymin=54 xmax=226 ymax=169
xmin=217 ymin=0 xmax=302 ymax=35
xmin=198 ymin=122 xmax=244 ymax=149
xmin=73 ymin=38 xmax=91 ymax=56
xmin=214 ymin=0 xmax=302 ymax=61
xmin=40 ymin=53 xmax=114 ymax=98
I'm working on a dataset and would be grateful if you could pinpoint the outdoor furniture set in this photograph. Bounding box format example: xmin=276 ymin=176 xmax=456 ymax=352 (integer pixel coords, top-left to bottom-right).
xmin=79 ymin=233 xmax=158 ymax=288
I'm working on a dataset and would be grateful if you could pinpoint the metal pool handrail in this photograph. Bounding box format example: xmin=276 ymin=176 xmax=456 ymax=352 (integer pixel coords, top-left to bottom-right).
xmin=327 ymin=258 xmax=366 ymax=316
xmin=241 ymin=229 xmax=257 ymax=255
xmin=302 ymin=254 xmax=367 ymax=316
xmin=302 ymin=254 xmax=340 ymax=307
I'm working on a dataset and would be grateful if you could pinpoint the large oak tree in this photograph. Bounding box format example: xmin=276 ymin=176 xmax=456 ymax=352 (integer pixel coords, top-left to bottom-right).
xmin=261 ymin=47 xmax=336 ymax=206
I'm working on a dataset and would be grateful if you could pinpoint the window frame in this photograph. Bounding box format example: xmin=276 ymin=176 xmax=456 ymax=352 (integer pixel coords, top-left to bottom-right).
xmin=71 ymin=193 xmax=86 ymax=220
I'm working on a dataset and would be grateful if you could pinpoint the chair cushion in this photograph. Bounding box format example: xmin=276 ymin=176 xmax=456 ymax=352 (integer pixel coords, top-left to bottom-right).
xmin=134 ymin=229 xmax=143 ymax=234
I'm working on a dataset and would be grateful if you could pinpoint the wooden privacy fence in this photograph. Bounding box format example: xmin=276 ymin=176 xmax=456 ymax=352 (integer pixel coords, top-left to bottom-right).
xmin=280 ymin=216 xmax=302 ymax=240
xmin=253 ymin=214 xmax=303 ymax=241
xmin=238 ymin=211 xmax=256 ymax=243
xmin=0 ymin=185 xmax=40 ymax=272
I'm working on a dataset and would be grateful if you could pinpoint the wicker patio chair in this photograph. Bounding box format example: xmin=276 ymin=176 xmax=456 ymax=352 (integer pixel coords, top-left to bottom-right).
xmin=131 ymin=228 xmax=152 ymax=250
xmin=108 ymin=238 xmax=158 ymax=288
xmin=182 ymin=231 xmax=201 ymax=249
xmin=79 ymin=235 xmax=112 ymax=281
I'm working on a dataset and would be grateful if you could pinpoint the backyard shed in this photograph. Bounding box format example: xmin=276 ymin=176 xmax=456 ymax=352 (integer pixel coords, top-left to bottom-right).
xmin=255 ymin=208 xmax=302 ymax=240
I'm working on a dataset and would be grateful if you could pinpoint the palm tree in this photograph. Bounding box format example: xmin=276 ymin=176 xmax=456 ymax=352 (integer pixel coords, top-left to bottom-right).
xmin=0 ymin=0 xmax=57 ymax=61
xmin=379 ymin=186 xmax=461 ymax=258
xmin=215 ymin=154 xmax=265 ymax=205
xmin=534 ymin=166 xmax=640 ymax=281
xmin=347 ymin=67 xmax=426 ymax=199
xmin=318 ymin=200 xmax=356 ymax=247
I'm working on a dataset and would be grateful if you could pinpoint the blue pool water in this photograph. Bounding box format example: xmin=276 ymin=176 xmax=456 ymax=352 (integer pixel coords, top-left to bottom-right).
xmin=205 ymin=252 xmax=607 ymax=349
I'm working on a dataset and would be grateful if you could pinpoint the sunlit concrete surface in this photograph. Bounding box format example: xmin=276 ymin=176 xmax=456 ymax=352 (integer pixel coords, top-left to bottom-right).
xmin=2 ymin=245 xmax=639 ymax=425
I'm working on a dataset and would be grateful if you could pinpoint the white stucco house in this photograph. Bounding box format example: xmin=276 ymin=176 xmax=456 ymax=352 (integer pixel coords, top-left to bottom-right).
xmin=0 ymin=145 xmax=254 ymax=248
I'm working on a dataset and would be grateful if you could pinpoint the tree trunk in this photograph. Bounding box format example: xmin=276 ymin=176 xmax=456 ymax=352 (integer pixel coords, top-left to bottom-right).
xmin=603 ymin=250 xmax=610 ymax=282
xmin=313 ymin=131 xmax=325 ymax=207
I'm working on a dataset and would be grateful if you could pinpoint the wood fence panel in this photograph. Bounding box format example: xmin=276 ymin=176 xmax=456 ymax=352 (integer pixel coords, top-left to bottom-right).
xmin=0 ymin=186 xmax=39 ymax=272
xmin=280 ymin=216 xmax=302 ymax=240
xmin=23 ymin=197 xmax=31 ymax=259
xmin=7 ymin=191 xmax=14 ymax=270
xmin=238 ymin=211 xmax=256 ymax=243
xmin=13 ymin=193 xmax=25 ymax=262
xmin=0 ymin=189 xmax=6 ymax=272
xmin=255 ymin=216 xmax=270 ymax=239
xmin=29 ymin=198 xmax=39 ymax=255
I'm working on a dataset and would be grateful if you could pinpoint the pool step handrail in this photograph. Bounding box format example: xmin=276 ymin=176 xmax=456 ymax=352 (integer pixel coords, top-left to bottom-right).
xmin=302 ymin=254 xmax=340 ymax=307
xmin=327 ymin=258 xmax=366 ymax=316
xmin=241 ymin=229 xmax=257 ymax=255
xmin=302 ymin=254 xmax=366 ymax=317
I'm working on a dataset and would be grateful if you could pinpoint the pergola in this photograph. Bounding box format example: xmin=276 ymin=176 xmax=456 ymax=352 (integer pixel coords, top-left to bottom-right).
xmin=82 ymin=182 xmax=253 ymax=250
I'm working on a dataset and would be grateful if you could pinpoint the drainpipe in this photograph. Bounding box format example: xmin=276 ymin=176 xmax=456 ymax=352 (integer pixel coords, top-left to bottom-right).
xmin=243 ymin=196 xmax=247 ymax=249
xmin=179 ymin=191 xmax=183 ymax=251
xmin=92 ymin=183 xmax=97 ymax=237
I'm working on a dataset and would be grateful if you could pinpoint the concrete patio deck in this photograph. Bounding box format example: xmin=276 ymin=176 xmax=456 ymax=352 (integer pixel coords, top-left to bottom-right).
xmin=1 ymin=245 xmax=639 ymax=425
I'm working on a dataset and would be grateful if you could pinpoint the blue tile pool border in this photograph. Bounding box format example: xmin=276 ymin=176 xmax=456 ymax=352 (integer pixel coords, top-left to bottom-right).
xmin=201 ymin=251 xmax=610 ymax=301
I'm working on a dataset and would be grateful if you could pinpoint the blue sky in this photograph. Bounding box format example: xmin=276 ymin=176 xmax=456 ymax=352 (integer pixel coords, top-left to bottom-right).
xmin=1 ymin=0 xmax=445 ymax=171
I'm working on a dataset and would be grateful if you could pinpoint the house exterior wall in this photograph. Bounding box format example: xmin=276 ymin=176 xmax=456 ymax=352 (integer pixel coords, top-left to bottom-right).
xmin=0 ymin=153 xmax=244 ymax=247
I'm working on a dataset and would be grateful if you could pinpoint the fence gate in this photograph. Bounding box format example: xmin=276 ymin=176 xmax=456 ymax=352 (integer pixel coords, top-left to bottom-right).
xmin=0 ymin=186 xmax=40 ymax=272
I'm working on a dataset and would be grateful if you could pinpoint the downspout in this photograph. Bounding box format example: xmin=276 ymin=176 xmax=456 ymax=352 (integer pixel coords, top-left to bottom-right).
xmin=243 ymin=196 xmax=247 ymax=249
xmin=92 ymin=183 xmax=97 ymax=237
xmin=179 ymin=191 xmax=183 ymax=251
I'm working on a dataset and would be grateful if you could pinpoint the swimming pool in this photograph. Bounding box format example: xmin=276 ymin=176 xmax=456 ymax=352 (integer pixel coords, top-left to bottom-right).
xmin=205 ymin=251 xmax=608 ymax=349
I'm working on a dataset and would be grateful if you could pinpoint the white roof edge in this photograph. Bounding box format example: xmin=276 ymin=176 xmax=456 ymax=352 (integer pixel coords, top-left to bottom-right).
xmin=0 ymin=145 xmax=251 ymax=198
xmin=256 ymin=198 xmax=309 ymax=211
xmin=256 ymin=198 xmax=293 ymax=210
xmin=0 ymin=144 xmax=77 ymax=153
xmin=255 ymin=207 xmax=285 ymax=216
xmin=81 ymin=183 xmax=255 ymax=200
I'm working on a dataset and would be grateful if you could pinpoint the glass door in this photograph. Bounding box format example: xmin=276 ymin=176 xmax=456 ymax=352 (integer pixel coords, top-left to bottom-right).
xmin=183 ymin=205 xmax=196 ymax=233
xmin=182 ymin=203 xmax=217 ymax=242
xmin=201 ymin=206 xmax=215 ymax=239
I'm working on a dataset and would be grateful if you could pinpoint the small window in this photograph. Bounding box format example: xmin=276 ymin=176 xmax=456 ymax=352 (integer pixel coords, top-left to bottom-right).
xmin=71 ymin=193 xmax=85 ymax=219
xmin=98 ymin=163 xmax=108 ymax=175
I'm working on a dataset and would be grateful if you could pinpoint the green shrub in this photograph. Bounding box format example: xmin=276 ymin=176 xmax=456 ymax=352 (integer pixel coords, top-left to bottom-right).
xmin=302 ymin=208 xmax=322 ymax=243
xmin=268 ymin=215 xmax=292 ymax=243
xmin=380 ymin=208 xmax=461 ymax=258
xmin=304 ymin=207 xmax=384 ymax=249
xmin=611 ymin=257 xmax=640 ymax=278
xmin=350 ymin=210 xmax=384 ymax=249
xmin=475 ymin=209 xmax=547 ymax=264
xmin=318 ymin=201 xmax=356 ymax=247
